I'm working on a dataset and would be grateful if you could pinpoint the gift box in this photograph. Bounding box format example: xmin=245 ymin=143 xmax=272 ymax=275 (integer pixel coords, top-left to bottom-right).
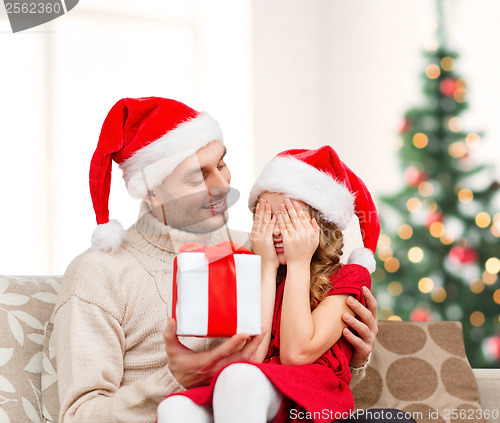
xmin=171 ymin=241 xmax=261 ymax=337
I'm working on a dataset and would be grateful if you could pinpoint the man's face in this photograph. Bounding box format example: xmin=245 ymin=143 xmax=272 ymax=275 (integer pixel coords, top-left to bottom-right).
xmin=148 ymin=141 xmax=231 ymax=233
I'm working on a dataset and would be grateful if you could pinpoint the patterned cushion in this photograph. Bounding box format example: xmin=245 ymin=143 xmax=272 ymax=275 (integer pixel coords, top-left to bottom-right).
xmin=0 ymin=275 xmax=61 ymax=423
xmin=42 ymin=312 xmax=59 ymax=422
xmin=352 ymin=320 xmax=486 ymax=423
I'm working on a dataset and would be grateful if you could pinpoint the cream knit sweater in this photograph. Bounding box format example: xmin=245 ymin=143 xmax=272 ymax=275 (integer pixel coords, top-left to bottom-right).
xmin=54 ymin=203 xmax=249 ymax=423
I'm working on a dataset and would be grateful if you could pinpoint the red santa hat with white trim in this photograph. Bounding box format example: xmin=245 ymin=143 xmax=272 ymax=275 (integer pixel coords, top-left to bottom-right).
xmin=89 ymin=97 xmax=223 ymax=253
xmin=248 ymin=145 xmax=380 ymax=273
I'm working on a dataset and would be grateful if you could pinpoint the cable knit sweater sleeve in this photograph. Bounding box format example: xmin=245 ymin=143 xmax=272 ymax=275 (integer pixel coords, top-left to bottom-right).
xmin=54 ymin=248 xmax=186 ymax=423
xmin=55 ymin=298 xmax=184 ymax=423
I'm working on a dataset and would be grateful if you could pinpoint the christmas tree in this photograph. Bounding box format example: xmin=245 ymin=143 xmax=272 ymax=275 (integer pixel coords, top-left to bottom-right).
xmin=372 ymin=0 xmax=500 ymax=368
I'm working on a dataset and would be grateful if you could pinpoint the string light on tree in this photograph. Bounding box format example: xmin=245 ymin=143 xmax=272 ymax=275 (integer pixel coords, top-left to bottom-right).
xmin=429 ymin=221 xmax=445 ymax=238
xmin=425 ymin=64 xmax=441 ymax=79
xmin=492 ymin=214 xmax=500 ymax=237
xmin=469 ymin=279 xmax=485 ymax=294
xmin=387 ymin=281 xmax=403 ymax=297
xmin=458 ymin=188 xmax=473 ymax=203
xmin=475 ymin=212 xmax=491 ymax=228
xmin=431 ymin=287 xmax=447 ymax=303
xmin=418 ymin=181 xmax=434 ymax=197
xmin=440 ymin=56 xmax=455 ymax=71
xmin=485 ymin=257 xmax=500 ymax=275
xmin=470 ymin=311 xmax=486 ymax=327
xmin=398 ymin=224 xmax=413 ymax=240
xmin=413 ymin=133 xmax=429 ymax=149
xmin=482 ymin=271 xmax=497 ymax=286
xmin=449 ymin=141 xmax=468 ymax=158
xmin=407 ymin=197 xmax=422 ymax=213
xmin=493 ymin=289 xmax=500 ymax=305
xmin=448 ymin=116 xmax=463 ymax=132
xmin=465 ymin=133 xmax=481 ymax=148
xmin=408 ymin=247 xmax=425 ymax=263
xmin=418 ymin=277 xmax=434 ymax=294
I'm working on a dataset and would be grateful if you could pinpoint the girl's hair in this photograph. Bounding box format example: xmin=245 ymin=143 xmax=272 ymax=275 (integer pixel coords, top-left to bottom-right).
xmin=308 ymin=207 xmax=344 ymax=310
xmin=275 ymin=205 xmax=344 ymax=310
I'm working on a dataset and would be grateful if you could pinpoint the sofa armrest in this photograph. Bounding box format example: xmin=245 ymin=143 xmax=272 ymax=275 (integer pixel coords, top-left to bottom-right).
xmin=473 ymin=369 xmax=500 ymax=423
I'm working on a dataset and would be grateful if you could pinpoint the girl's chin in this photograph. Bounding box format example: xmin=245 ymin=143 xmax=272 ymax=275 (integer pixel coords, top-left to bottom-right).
xmin=277 ymin=253 xmax=287 ymax=266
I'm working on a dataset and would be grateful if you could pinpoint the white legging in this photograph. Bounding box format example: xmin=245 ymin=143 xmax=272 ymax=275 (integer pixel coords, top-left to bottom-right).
xmin=157 ymin=363 xmax=283 ymax=423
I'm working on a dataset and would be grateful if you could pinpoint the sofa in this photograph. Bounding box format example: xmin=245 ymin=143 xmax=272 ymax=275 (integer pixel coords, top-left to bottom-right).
xmin=0 ymin=274 xmax=499 ymax=423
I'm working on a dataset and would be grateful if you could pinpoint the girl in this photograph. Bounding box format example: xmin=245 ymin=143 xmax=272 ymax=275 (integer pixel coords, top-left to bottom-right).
xmin=158 ymin=145 xmax=380 ymax=423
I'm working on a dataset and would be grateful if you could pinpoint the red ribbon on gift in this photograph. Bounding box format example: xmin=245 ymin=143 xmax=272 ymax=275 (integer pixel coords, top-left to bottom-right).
xmin=173 ymin=241 xmax=253 ymax=336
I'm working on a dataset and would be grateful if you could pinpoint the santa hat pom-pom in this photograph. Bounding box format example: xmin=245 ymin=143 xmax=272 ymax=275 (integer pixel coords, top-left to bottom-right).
xmin=91 ymin=220 xmax=126 ymax=253
xmin=348 ymin=247 xmax=376 ymax=273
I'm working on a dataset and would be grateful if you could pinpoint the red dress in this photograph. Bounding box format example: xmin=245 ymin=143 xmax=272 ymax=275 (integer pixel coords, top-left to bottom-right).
xmin=169 ymin=264 xmax=371 ymax=423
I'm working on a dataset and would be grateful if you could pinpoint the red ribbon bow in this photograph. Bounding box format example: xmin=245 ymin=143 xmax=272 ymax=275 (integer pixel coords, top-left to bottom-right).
xmin=173 ymin=241 xmax=253 ymax=336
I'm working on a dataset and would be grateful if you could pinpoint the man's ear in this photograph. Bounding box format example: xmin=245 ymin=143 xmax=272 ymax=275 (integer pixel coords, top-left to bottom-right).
xmin=144 ymin=189 xmax=161 ymax=208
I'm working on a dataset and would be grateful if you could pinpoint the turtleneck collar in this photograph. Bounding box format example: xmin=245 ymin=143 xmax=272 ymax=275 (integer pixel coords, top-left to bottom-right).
xmin=129 ymin=201 xmax=233 ymax=255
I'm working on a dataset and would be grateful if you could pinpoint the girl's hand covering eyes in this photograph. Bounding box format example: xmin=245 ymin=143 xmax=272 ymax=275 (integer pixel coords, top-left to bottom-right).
xmin=277 ymin=198 xmax=320 ymax=265
xmin=250 ymin=198 xmax=279 ymax=270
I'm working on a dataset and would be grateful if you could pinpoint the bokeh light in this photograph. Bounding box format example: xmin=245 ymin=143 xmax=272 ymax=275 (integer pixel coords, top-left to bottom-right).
xmin=465 ymin=133 xmax=480 ymax=148
xmin=470 ymin=311 xmax=485 ymax=327
xmin=475 ymin=212 xmax=491 ymax=228
xmin=485 ymin=257 xmax=500 ymax=274
xmin=413 ymin=133 xmax=429 ymax=148
xmin=388 ymin=281 xmax=403 ymax=297
xmin=470 ymin=279 xmax=485 ymax=294
xmin=398 ymin=224 xmax=413 ymax=240
xmin=407 ymin=198 xmax=422 ymax=213
xmin=448 ymin=117 xmax=463 ymax=132
xmin=449 ymin=141 xmax=468 ymax=158
xmin=384 ymin=257 xmax=400 ymax=273
xmin=429 ymin=221 xmax=445 ymax=238
xmin=378 ymin=247 xmax=393 ymax=262
xmin=425 ymin=64 xmax=441 ymax=79
xmin=408 ymin=247 xmax=424 ymax=263
xmin=458 ymin=188 xmax=473 ymax=203
xmin=483 ymin=271 xmax=498 ymax=285
xmin=418 ymin=181 xmax=434 ymax=197
xmin=493 ymin=289 xmax=500 ymax=305
xmin=440 ymin=56 xmax=455 ymax=71
xmin=431 ymin=287 xmax=447 ymax=303
xmin=418 ymin=277 xmax=434 ymax=293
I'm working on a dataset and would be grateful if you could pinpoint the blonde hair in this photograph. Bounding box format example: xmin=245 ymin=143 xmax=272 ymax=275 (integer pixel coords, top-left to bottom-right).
xmin=308 ymin=208 xmax=344 ymax=310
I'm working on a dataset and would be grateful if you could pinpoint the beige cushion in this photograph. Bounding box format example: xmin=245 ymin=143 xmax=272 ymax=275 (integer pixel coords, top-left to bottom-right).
xmin=352 ymin=320 xmax=486 ymax=423
xmin=0 ymin=275 xmax=60 ymax=422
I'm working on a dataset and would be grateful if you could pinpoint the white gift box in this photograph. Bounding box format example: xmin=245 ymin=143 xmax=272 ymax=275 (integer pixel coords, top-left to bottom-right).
xmin=171 ymin=242 xmax=261 ymax=337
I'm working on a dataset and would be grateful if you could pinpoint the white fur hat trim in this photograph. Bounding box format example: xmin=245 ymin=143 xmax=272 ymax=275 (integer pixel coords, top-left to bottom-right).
xmin=348 ymin=247 xmax=376 ymax=273
xmin=91 ymin=220 xmax=126 ymax=254
xmin=121 ymin=112 xmax=223 ymax=199
xmin=248 ymin=156 xmax=355 ymax=230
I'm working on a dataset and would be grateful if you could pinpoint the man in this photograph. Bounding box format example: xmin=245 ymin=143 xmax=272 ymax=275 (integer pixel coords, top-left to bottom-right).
xmin=54 ymin=97 xmax=378 ymax=423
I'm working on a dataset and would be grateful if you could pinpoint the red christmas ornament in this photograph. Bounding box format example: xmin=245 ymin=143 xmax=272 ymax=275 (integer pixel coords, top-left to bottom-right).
xmin=400 ymin=119 xmax=412 ymax=133
xmin=483 ymin=335 xmax=500 ymax=362
xmin=405 ymin=166 xmax=427 ymax=187
xmin=449 ymin=245 xmax=479 ymax=264
xmin=425 ymin=211 xmax=443 ymax=228
xmin=410 ymin=308 xmax=432 ymax=322
xmin=440 ymin=78 xmax=457 ymax=97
